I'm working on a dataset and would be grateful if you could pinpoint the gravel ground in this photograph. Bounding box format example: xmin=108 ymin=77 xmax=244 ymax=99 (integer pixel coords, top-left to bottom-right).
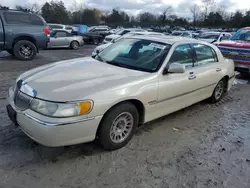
xmin=0 ymin=47 xmax=250 ymax=188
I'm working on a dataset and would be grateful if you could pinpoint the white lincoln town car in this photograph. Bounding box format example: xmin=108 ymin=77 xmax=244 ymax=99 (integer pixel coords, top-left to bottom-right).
xmin=6 ymin=36 xmax=235 ymax=150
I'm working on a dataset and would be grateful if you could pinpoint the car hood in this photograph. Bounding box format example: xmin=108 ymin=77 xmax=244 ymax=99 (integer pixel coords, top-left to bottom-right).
xmin=216 ymin=40 xmax=250 ymax=48
xmin=19 ymin=57 xmax=150 ymax=101
xmin=197 ymin=38 xmax=215 ymax=43
xmin=106 ymin=34 xmax=121 ymax=39
xmin=95 ymin=43 xmax=112 ymax=51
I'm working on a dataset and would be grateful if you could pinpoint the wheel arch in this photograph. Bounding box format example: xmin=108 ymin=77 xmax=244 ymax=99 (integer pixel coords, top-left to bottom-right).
xmin=96 ymin=99 xmax=145 ymax=136
xmin=12 ymin=35 xmax=37 ymax=50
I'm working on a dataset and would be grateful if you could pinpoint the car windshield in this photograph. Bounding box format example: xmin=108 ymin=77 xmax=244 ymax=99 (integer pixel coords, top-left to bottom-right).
xmin=116 ymin=30 xmax=130 ymax=35
xmin=199 ymin=34 xmax=220 ymax=39
xmin=231 ymin=29 xmax=250 ymax=41
xmin=171 ymin=32 xmax=182 ymax=36
xmin=95 ymin=38 xmax=171 ymax=73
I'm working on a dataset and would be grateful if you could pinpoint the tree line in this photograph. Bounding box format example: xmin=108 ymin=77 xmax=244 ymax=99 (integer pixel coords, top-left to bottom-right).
xmin=1 ymin=0 xmax=250 ymax=28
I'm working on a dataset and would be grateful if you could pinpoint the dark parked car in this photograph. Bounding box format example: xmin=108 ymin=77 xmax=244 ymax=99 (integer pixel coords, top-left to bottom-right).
xmin=88 ymin=27 xmax=111 ymax=38
xmin=0 ymin=9 xmax=50 ymax=60
xmin=81 ymin=32 xmax=104 ymax=45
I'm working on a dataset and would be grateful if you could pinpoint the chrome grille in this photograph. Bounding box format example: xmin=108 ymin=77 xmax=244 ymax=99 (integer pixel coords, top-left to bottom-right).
xmin=219 ymin=46 xmax=250 ymax=54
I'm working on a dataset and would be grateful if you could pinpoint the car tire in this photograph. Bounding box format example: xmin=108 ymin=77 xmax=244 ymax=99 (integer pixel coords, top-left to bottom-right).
xmin=70 ymin=41 xmax=80 ymax=50
xmin=7 ymin=50 xmax=14 ymax=56
xmin=98 ymin=102 xmax=139 ymax=150
xmin=93 ymin=39 xmax=99 ymax=45
xmin=13 ymin=40 xmax=37 ymax=61
xmin=210 ymin=78 xmax=227 ymax=103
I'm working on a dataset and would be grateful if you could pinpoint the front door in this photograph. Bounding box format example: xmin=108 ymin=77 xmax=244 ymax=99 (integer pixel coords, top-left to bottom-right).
xmin=157 ymin=44 xmax=200 ymax=117
xmin=51 ymin=31 xmax=68 ymax=47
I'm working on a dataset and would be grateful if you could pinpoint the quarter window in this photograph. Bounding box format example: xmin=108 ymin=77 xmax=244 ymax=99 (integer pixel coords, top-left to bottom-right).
xmin=169 ymin=44 xmax=194 ymax=68
xmin=55 ymin=31 xmax=67 ymax=37
xmin=192 ymin=44 xmax=217 ymax=66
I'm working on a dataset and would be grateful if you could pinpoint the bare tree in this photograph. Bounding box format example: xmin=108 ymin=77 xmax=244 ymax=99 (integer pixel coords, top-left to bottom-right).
xmin=27 ymin=3 xmax=41 ymax=14
xmin=160 ymin=6 xmax=173 ymax=23
xmin=190 ymin=4 xmax=200 ymax=26
xmin=202 ymin=0 xmax=215 ymax=20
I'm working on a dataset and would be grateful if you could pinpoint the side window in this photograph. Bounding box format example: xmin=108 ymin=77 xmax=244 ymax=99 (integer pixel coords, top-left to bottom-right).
xmin=3 ymin=12 xmax=44 ymax=25
xmin=0 ymin=18 xmax=2 ymax=29
xmin=49 ymin=25 xmax=63 ymax=29
xmin=30 ymin=15 xmax=44 ymax=26
xmin=55 ymin=31 xmax=67 ymax=37
xmin=4 ymin=12 xmax=30 ymax=24
xmin=220 ymin=34 xmax=230 ymax=41
xmin=169 ymin=44 xmax=194 ymax=68
xmin=65 ymin=26 xmax=72 ymax=30
xmin=192 ymin=44 xmax=217 ymax=66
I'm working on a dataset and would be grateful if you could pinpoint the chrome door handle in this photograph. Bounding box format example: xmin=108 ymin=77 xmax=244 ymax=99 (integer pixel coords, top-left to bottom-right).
xmin=188 ymin=74 xmax=196 ymax=80
xmin=216 ymin=68 xmax=222 ymax=72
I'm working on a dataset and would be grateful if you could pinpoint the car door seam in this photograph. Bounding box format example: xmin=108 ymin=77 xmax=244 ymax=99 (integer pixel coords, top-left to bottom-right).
xmin=148 ymin=82 xmax=217 ymax=105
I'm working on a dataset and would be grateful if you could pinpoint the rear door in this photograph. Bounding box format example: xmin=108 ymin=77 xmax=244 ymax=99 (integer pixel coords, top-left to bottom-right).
xmin=0 ymin=16 xmax=4 ymax=50
xmin=190 ymin=43 xmax=223 ymax=99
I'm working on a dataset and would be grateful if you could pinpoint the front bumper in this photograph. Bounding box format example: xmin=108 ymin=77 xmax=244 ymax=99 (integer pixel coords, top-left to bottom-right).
xmin=7 ymin=87 xmax=102 ymax=147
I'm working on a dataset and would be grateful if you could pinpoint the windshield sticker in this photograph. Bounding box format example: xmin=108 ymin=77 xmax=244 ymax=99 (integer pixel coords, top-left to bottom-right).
xmin=149 ymin=43 xmax=166 ymax=50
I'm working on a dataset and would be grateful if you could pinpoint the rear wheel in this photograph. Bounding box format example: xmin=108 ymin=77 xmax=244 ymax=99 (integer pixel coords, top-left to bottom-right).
xmin=98 ymin=102 xmax=139 ymax=150
xmin=70 ymin=41 xmax=80 ymax=50
xmin=93 ymin=38 xmax=99 ymax=45
xmin=13 ymin=40 xmax=37 ymax=61
xmin=210 ymin=78 xmax=226 ymax=103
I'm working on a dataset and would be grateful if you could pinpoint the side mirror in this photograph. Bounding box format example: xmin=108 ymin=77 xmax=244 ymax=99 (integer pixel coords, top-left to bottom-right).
xmin=164 ymin=63 xmax=185 ymax=74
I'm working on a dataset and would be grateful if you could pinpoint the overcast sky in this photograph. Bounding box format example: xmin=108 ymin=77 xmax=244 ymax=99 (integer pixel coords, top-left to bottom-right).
xmin=1 ymin=0 xmax=250 ymax=17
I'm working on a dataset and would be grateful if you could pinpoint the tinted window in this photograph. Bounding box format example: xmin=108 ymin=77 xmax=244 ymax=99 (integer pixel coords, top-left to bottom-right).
xmin=221 ymin=34 xmax=231 ymax=40
xmin=0 ymin=18 xmax=2 ymax=29
xmin=65 ymin=26 xmax=72 ymax=30
xmin=55 ymin=31 xmax=67 ymax=37
xmin=49 ymin=25 xmax=64 ymax=29
xmin=199 ymin=34 xmax=219 ymax=39
xmin=182 ymin=32 xmax=191 ymax=37
xmin=116 ymin=30 xmax=130 ymax=35
xmin=169 ymin=44 xmax=194 ymax=68
xmin=3 ymin=12 xmax=44 ymax=25
xmin=193 ymin=44 xmax=217 ymax=66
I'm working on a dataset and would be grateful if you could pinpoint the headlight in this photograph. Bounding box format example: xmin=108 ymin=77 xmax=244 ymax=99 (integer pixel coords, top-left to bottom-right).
xmin=30 ymin=99 xmax=93 ymax=117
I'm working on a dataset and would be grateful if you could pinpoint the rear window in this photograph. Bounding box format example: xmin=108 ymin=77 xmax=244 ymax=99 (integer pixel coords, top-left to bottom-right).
xmin=49 ymin=25 xmax=64 ymax=29
xmin=3 ymin=12 xmax=44 ymax=26
xmin=65 ymin=26 xmax=72 ymax=30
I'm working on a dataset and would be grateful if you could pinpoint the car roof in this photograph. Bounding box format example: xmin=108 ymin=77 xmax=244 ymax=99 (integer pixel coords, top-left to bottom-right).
xmin=52 ymin=29 xmax=70 ymax=33
xmin=201 ymin=31 xmax=221 ymax=34
xmin=127 ymin=35 xmax=198 ymax=45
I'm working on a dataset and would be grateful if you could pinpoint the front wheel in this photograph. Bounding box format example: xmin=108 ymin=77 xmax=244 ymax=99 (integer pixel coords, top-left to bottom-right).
xmin=70 ymin=41 xmax=80 ymax=50
xmin=210 ymin=78 xmax=226 ymax=103
xmin=98 ymin=102 xmax=139 ymax=150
